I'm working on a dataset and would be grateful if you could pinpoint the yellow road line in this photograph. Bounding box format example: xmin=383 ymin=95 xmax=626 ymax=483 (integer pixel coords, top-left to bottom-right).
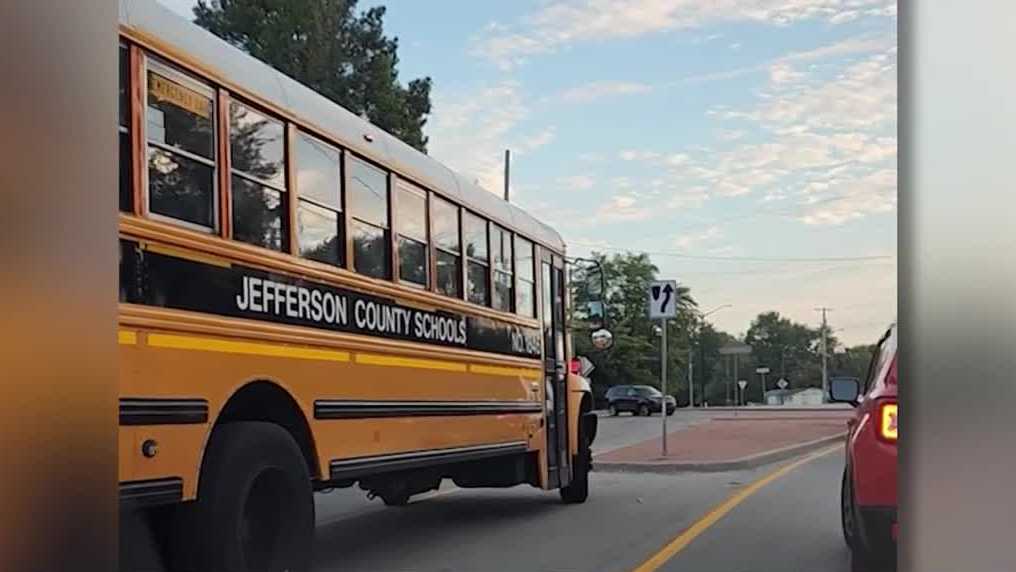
xmin=147 ymin=333 xmax=350 ymax=362
xmin=469 ymin=364 xmax=541 ymax=379
xmin=118 ymin=330 xmax=138 ymax=345
xmin=630 ymin=445 xmax=841 ymax=572
xmin=355 ymin=353 xmax=467 ymax=372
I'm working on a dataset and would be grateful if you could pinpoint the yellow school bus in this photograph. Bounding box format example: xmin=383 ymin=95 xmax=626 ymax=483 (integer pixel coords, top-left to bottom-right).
xmin=117 ymin=1 xmax=604 ymax=569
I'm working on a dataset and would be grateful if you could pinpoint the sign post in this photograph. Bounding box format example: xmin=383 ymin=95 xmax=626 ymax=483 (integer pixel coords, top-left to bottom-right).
xmin=756 ymin=366 xmax=770 ymax=404
xmin=648 ymin=280 xmax=678 ymax=456
xmin=720 ymin=343 xmax=752 ymax=414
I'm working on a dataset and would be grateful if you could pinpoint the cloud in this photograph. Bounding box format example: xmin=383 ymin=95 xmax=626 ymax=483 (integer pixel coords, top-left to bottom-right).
xmin=557 ymin=81 xmax=654 ymax=103
xmin=426 ymin=81 xmax=554 ymax=194
xmin=594 ymin=194 xmax=653 ymax=223
xmin=673 ymin=226 xmax=723 ymax=251
xmin=600 ymin=39 xmax=896 ymax=225
xmin=769 ymin=62 xmax=804 ymax=84
xmin=729 ymin=42 xmax=743 ymax=50
xmin=682 ymin=34 xmax=892 ymax=85
xmin=472 ymin=0 xmax=895 ymax=68
xmin=557 ymin=174 xmax=596 ymax=191
xmin=619 ymin=149 xmax=662 ymax=161
xmin=797 ymin=168 xmax=896 ymax=225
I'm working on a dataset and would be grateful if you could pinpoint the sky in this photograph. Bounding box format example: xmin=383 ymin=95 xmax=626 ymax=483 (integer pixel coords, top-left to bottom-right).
xmin=157 ymin=0 xmax=897 ymax=346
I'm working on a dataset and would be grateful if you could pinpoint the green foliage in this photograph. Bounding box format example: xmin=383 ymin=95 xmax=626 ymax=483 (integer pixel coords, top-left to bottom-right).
xmin=570 ymin=252 xmax=697 ymax=403
xmin=194 ymin=0 xmax=432 ymax=152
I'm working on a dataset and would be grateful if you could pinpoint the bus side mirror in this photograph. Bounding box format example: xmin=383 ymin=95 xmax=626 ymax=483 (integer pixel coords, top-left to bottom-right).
xmin=591 ymin=329 xmax=613 ymax=351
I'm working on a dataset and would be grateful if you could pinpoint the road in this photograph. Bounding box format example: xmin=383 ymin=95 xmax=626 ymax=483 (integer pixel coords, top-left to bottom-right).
xmin=122 ymin=413 xmax=864 ymax=571
xmin=312 ymin=444 xmax=859 ymax=572
xmin=590 ymin=409 xmax=717 ymax=454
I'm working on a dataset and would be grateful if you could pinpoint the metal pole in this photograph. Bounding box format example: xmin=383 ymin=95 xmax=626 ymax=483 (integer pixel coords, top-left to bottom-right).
xmin=503 ymin=149 xmax=511 ymax=202
xmin=688 ymin=346 xmax=694 ymax=408
xmin=816 ymin=307 xmax=831 ymax=402
xmin=661 ymin=318 xmax=668 ymax=456
xmin=733 ymin=353 xmax=739 ymax=416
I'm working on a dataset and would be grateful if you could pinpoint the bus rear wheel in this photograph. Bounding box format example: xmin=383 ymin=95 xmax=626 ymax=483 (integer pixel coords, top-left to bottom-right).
xmin=177 ymin=422 xmax=314 ymax=572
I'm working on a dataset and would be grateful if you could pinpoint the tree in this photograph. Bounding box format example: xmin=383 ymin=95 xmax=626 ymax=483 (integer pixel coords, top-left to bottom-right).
xmin=570 ymin=252 xmax=697 ymax=403
xmin=194 ymin=0 xmax=433 ymax=152
xmin=743 ymin=311 xmax=836 ymax=400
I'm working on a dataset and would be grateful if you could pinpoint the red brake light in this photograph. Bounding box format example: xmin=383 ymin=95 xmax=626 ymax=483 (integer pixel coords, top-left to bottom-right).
xmin=877 ymin=401 xmax=898 ymax=443
xmin=569 ymin=358 xmax=581 ymax=375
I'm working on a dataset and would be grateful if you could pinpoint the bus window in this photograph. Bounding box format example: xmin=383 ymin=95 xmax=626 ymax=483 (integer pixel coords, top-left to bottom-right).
xmin=491 ymin=224 xmax=513 ymax=312
xmin=395 ymin=181 xmax=428 ymax=287
xmin=347 ymin=155 xmax=390 ymax=279
xmin=431 ymin=195 xmax=461 ymax=298
xmin=464 ymin=211 xmax=490 ymax=306
xmin=119 ymin=44 xmax=131 ymax=213
xmin=515 ymin=236 xmax=536 ymax=317
xmin=145 ymin=59 xmax=216 ymax=230
xmin=230 ymin=101 xmax=287 ymax=251
xmin=295 ymin=131 xmax=343 ymax=266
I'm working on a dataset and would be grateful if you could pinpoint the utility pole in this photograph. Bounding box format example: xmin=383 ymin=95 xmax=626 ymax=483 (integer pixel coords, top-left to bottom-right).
xmin=688 ymin=346 xmax=694 ymax=407
xmin=815 ymin=307 xmax=832 ymax=402
xmin=503 ymin=149 xmax=511 ymax=202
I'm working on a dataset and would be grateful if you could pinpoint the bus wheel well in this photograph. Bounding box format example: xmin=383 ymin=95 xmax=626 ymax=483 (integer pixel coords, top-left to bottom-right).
xmin=214 ymin=381 xmax=319 ymax=479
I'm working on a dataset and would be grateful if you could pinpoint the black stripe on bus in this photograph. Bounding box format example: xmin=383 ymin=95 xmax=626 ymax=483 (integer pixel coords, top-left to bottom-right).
xmin=119 ymin=477 xmax=183 ymax=509
xmin=314 ymin=400 xmax=543 ymax=419
xmin=329 ymin=441 xmax=528 ymax=480
xmin=119 ymin=398 xmax=209 ymax=425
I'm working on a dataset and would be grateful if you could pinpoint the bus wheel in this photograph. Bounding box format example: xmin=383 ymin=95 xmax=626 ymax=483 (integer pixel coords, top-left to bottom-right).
xmin=560 ymin=426 xmax=591 ymax=504
xmin=181 ymin=422 xmax=314 ymax=572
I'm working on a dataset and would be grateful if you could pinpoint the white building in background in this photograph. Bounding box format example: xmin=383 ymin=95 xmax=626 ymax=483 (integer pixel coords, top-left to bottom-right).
xmin=765 ymin=387 xmax=825 ymax=406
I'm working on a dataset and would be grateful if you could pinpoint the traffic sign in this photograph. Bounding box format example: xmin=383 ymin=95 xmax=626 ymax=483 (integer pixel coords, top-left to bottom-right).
xmin=756 ymin=367 xmax=770 ymax=374
xmin=648 ymin=280 xmax=678 ymax=319
xmin=577 ymin=356 xmax=595 ymax=377
xmin=719 ymin=343 xmax=752 ymax=355
xmin=777 ymin=378 xmax=789 ymax=389
xmin=737 ymin=380 xmax=748 ymax=390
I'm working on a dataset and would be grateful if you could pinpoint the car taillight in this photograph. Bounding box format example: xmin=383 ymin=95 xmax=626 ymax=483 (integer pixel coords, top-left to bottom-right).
xmin=569 ymin=358 xmax=581 ymax=375
xmin=878 ymin=401 xmax=898 ymax=443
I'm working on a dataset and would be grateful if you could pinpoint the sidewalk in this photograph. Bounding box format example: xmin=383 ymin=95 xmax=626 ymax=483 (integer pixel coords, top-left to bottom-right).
xmin=594 ymin=412 xmax=850 ymax=473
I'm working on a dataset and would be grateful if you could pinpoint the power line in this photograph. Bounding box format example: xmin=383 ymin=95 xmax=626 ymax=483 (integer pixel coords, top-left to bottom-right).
xmin=569 ymin=241 xmax=893 ymax=263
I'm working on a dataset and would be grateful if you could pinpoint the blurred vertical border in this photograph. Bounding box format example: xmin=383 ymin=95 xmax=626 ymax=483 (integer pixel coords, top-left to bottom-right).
xmin=0 ymin=1 xmax=116 ymax=571
xmin=903 ymin=1 xmax=1016 ymax=571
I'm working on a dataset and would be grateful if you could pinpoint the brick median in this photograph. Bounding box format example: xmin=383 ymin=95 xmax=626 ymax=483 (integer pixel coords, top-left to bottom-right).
xmin=595 ymin=418 xmax=848 ymax=463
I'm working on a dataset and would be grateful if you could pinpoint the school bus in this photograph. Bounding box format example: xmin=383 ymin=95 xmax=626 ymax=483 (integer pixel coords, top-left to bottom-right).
xmin=117 ymin=1 xmax=607 ymax=570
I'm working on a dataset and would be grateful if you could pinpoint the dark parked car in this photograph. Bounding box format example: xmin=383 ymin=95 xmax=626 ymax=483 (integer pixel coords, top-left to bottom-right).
xmin=605 ymin=385 xmax=675 ymax=416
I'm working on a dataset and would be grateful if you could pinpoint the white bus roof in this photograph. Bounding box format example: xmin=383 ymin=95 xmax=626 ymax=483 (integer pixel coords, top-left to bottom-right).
xmin=120 ymin=0 xmax=565 ymax=253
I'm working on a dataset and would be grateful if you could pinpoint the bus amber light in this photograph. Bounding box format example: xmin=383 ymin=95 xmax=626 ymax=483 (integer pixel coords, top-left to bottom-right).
xmin=878 ymin=402 xmax=898 ymax=442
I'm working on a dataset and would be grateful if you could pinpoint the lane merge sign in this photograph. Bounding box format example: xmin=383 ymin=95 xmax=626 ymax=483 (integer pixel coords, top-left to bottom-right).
xmin=648 ymin=280 xmax=678 ymax=319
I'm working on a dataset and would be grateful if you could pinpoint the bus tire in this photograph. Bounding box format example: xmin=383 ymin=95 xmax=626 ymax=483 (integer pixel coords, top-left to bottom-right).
xmin=560 ymin=428 xmax=591 ymax=504
xmin=180 ymin=421 xmax=314 ymax=572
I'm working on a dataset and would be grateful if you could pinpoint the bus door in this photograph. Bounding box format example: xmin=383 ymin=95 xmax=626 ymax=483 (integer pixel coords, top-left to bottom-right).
xmin=541 ymin=251 xmax=570 ymax=488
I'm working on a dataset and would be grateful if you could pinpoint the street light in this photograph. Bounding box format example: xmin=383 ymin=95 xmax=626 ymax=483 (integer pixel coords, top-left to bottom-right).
xmin=688 ymin=304 xmax=732 ymax=408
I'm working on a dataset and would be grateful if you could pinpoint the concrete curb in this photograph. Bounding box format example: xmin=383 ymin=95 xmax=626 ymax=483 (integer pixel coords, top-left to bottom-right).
xmin=592 ymin=432 xmax=845 ymax=474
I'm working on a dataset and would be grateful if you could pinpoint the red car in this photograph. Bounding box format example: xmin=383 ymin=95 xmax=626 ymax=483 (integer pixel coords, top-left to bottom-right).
xmin=831 ymin=323 xmax=898 ymax=570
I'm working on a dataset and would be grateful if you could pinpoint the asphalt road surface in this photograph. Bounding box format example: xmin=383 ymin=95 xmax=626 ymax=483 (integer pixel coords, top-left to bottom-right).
xmin=123 ymin=414 xmax=869 ymax=572
xmin=312 ymin=446 xmax=864 ymax=572
xmin=590 ymin=408 xmax=717 ymax=454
